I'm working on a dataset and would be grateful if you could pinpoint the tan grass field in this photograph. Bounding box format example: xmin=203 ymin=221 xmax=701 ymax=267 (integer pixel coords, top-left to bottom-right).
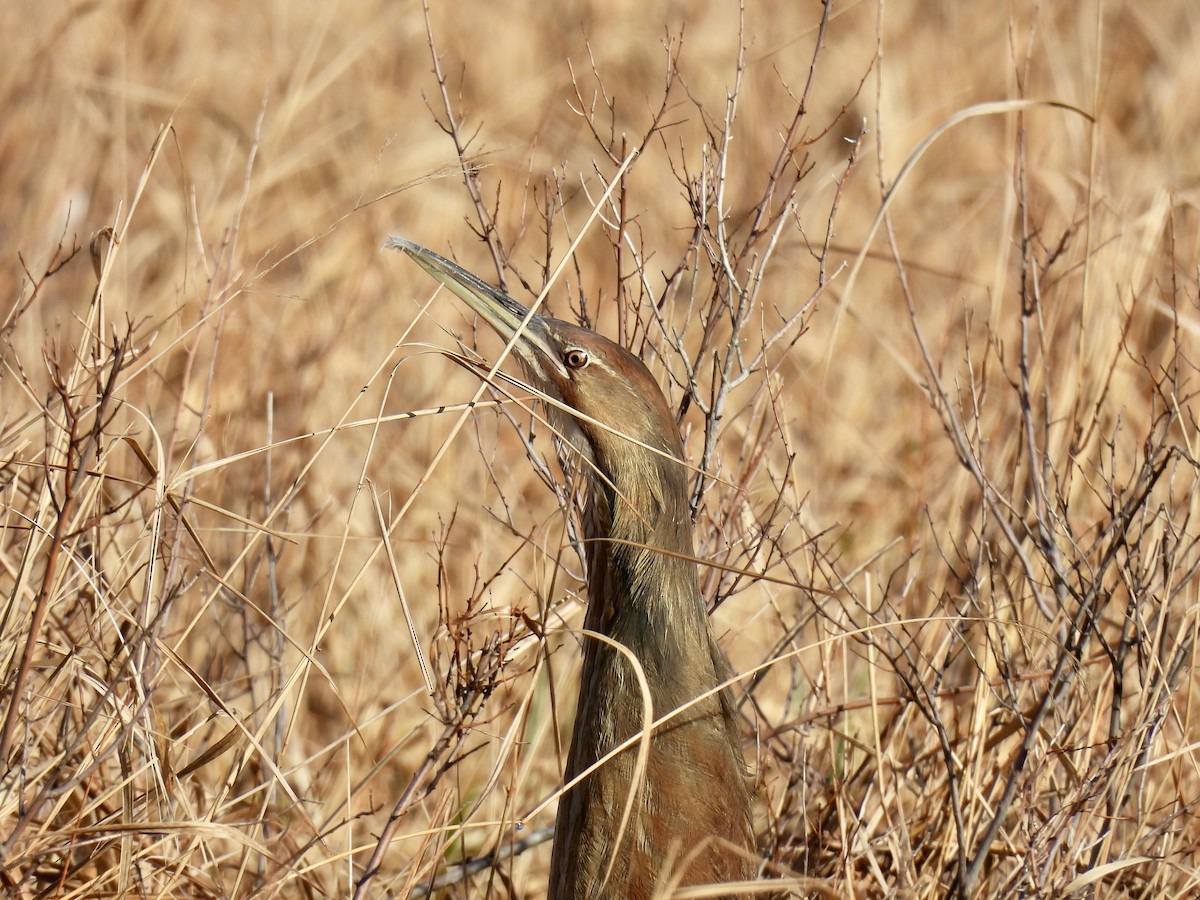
xmin=2 ymin=1 xmax=1198 ymax=896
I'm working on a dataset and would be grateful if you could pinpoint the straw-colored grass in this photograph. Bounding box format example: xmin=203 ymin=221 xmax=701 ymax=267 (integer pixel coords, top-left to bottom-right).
xmin=2 ymin=0 xmax=1198 ymax=896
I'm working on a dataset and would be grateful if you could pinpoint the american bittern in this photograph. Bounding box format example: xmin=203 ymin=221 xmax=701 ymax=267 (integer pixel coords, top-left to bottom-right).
xmin=388 ymin=236 xmax=756 ymax=897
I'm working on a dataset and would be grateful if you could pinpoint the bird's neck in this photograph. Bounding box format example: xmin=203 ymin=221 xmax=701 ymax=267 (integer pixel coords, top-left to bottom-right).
xmin=550 ymin=449 xmax=754 ymax=894
xmin=582 ymin=451 xmax=714 ymax=679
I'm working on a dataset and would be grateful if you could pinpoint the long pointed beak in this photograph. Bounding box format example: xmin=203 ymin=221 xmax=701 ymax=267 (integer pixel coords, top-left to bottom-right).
xmin=385 ymin=235 xmax=564 ymax=380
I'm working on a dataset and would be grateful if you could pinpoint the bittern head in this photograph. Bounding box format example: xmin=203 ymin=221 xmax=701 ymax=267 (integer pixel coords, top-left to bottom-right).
xmin=387 ymin=236 xmax=685 ymax=477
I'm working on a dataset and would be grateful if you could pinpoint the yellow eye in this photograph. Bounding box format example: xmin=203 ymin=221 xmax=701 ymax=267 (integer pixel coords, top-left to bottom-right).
xmin=564 ymin=347 xmax=590 ymax=369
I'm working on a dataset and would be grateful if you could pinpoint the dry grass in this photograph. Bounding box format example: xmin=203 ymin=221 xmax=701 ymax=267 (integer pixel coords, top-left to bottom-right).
xmin=2 ymin=0 xmax=1199 ymax=896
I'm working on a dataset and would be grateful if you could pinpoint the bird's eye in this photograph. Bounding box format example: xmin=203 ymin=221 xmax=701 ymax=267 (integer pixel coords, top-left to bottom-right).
xmin=563 ymin=347 xmax=590 ymax=369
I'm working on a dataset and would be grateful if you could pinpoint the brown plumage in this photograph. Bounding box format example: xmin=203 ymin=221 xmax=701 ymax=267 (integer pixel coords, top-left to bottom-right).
xmin=389 ymin=236 xmax=756 ymax=897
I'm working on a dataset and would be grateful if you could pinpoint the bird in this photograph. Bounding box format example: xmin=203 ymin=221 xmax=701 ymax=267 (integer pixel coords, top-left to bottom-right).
xmin=388 ymin=236 xmax=756 ymax=898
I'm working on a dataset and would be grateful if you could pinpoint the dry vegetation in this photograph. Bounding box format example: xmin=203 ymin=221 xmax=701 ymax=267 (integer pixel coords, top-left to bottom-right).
xmin=2 ymin=0 xmax=1199 ymax=896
